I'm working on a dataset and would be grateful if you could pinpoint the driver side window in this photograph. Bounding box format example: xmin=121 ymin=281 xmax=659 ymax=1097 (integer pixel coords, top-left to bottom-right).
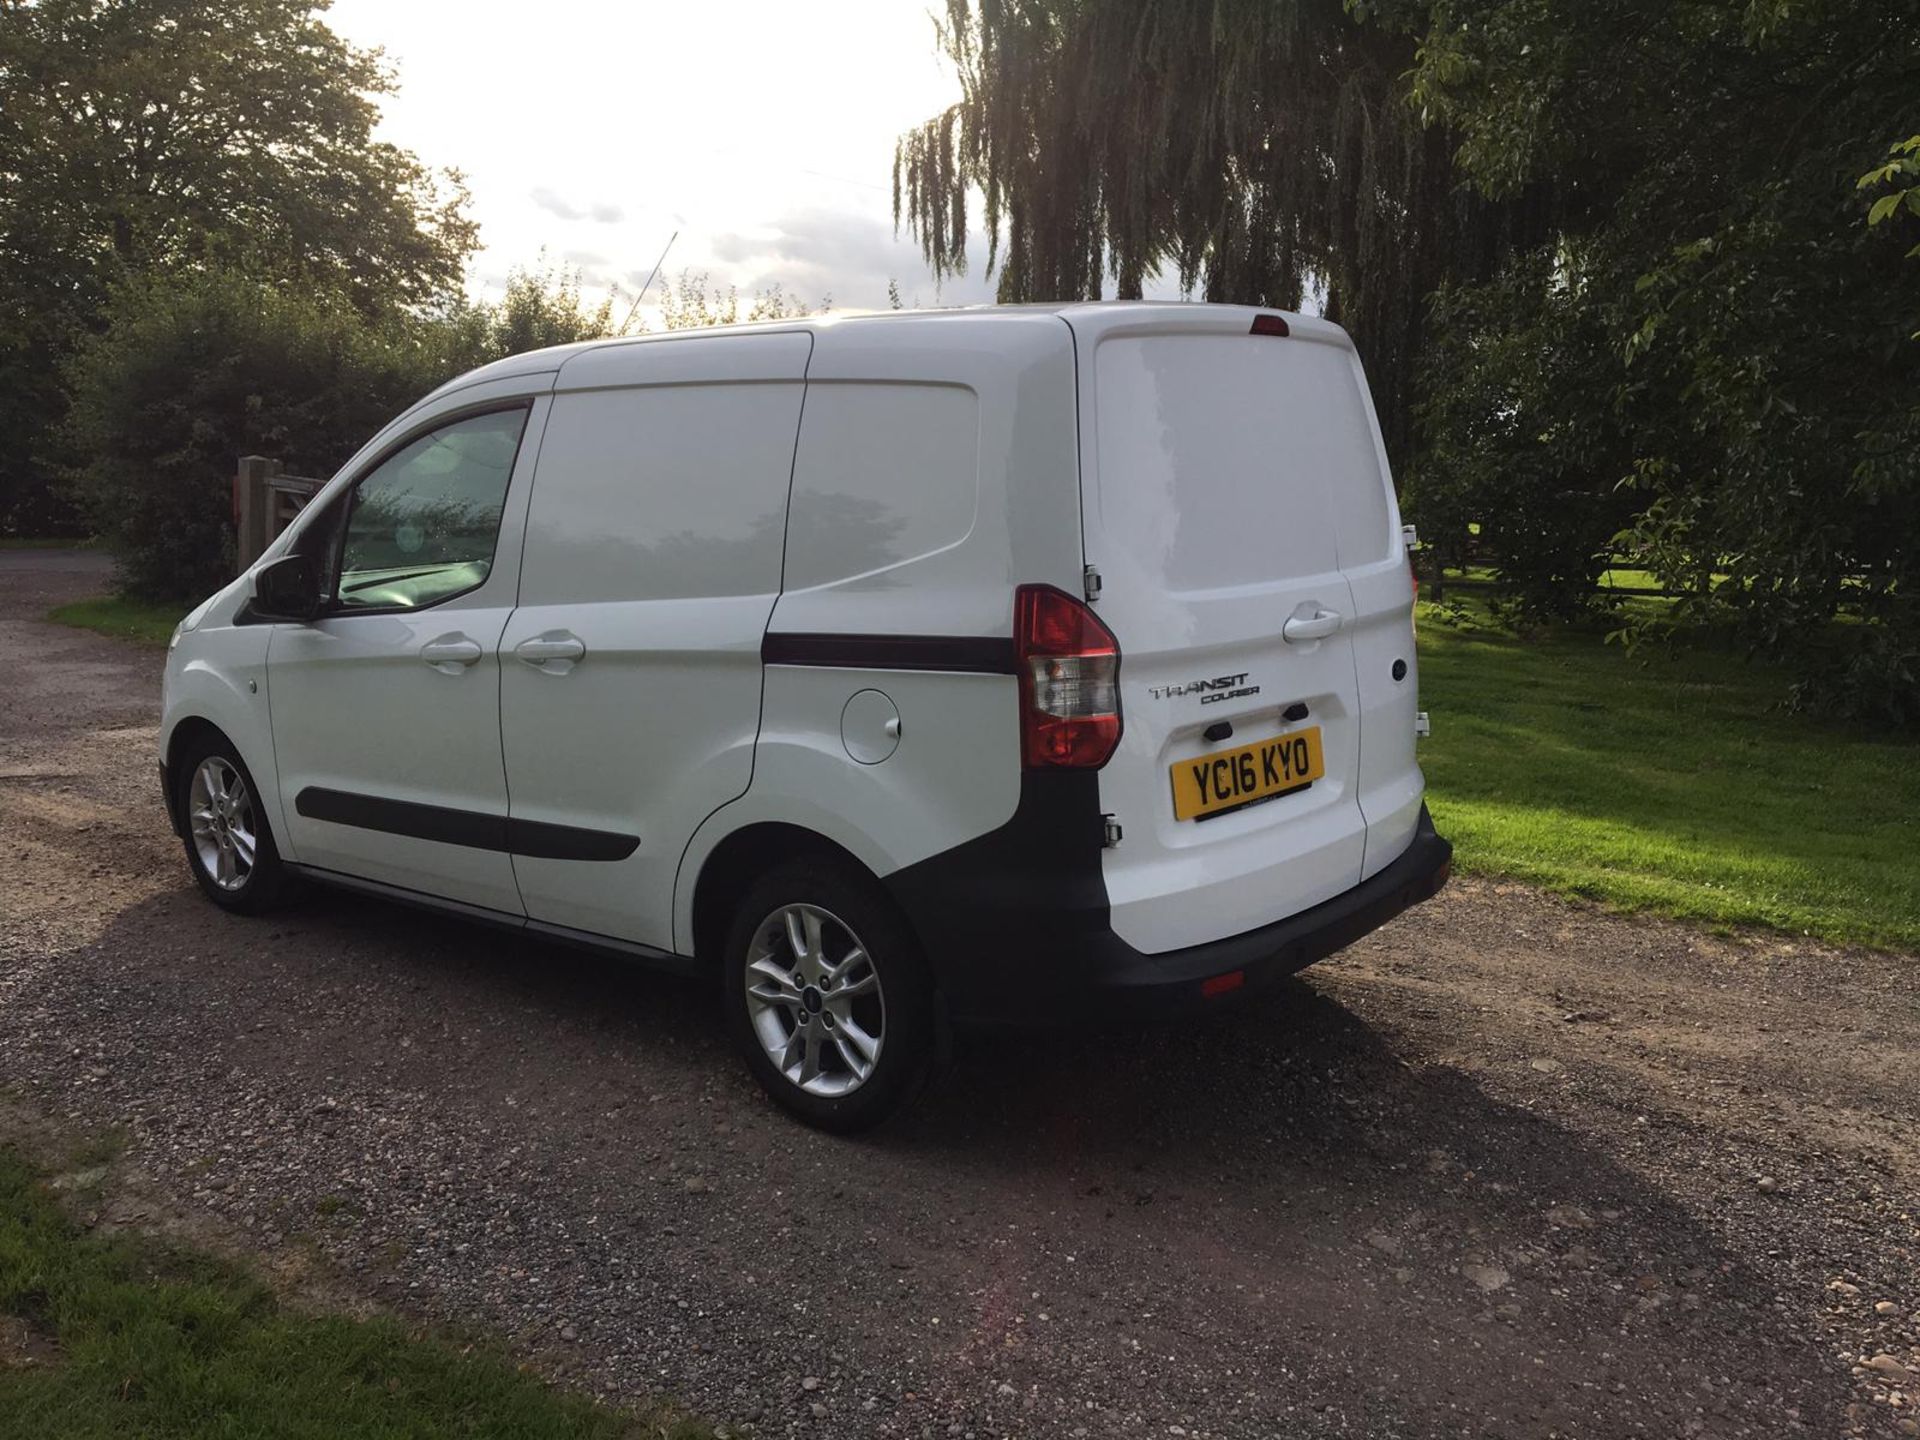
xmin=335 ymin=406 xmax=530 ymax=612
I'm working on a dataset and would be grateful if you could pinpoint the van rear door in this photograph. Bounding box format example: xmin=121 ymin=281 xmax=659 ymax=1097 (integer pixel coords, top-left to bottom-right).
xmin=1062 ymin=305 xmax=1408 ymax=956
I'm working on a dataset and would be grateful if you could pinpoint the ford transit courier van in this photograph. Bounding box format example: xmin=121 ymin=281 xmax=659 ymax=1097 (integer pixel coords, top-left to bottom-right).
xmin=160 ymin=303 xmax=1451 ymax=1131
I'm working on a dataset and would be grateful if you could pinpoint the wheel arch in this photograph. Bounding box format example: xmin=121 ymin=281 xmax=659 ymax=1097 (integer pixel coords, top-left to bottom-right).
xmin=686 ymin=820 xmax=881 ymax=971
xmin=160 ymin=701 xmax=289 ymax=858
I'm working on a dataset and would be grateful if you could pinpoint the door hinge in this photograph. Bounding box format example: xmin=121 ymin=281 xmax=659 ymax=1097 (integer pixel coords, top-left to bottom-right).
xmin=1414 ymin=711 xmax=1431 ymax=739
xmin=1083 ymin=564 xmax=1104 ymax=602
xmin=1102 ymin=813 xmax=1124 ymax=848
xmin=1401 ymin=523 xmax=1421 ymax=552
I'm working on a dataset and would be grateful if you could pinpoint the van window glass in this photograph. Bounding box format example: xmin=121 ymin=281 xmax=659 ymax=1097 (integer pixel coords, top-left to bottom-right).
xmin=518 ymin=383 xmax=803 ymax=605
xmin=1092 ymin=335 xmax=1391 ymax=590
xmin=783 ymin=383 xmax=980 ymax=590
xmin=336 ymin=407 xmax=529 ymax=611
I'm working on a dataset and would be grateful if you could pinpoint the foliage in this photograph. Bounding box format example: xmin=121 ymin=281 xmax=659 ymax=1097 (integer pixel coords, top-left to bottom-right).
xmin=0 ymin=1145 xmax=719 ymax=1438
xmin=1860 ymin=133 xmax=1920 ymax=333
xmin=0 ymin=0 xmax=478 ymax=534
xmin=1389 ymin=0 xmax=1920 ymax=722
xmin=62 ymin=271 xmax=439 ymax=599
xmin=484 ymin=257 xmax=624 ymax=356
xmin=1417 ymin=596 xmax=1920 ymax=951
xmin=1405 ymin=251 xmax=1635 ymax=619
xmin=892 ymin=0 xmax=1535 ymax=465
xmin=898 ymin=1 xmax=1920 ymax=722
xmin=62 ymin=259 xmax=625 ymax=601
xmin=653 ymin=269 xmax=822 ymax=330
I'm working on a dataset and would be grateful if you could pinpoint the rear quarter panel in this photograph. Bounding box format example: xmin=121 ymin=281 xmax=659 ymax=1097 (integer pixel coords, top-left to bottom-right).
xmin=673 ymin=313 xmax=1083 ymax=950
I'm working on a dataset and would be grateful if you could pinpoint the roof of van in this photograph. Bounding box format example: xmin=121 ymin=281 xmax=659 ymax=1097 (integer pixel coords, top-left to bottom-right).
xmin=421 ymin=301 xmax=1350 ymax=405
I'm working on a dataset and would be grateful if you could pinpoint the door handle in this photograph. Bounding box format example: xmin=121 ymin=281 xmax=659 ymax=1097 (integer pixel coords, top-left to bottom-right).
xmin=514 ymin=633 xmax=586 ymax=672
xmin=420 ymin=635 xmax=482 ymax=672
xmin=1282 ymin=607 xmax=1344 ymax=643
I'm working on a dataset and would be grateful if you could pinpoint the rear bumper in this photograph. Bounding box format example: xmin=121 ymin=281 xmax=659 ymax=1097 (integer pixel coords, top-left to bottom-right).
xmin=893 ymin=792 xmax=1451 ymax=1029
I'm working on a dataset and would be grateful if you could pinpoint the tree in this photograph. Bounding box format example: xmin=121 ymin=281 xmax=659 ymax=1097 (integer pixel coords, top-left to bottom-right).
xmin=1387 ymin=0 xmax=1920 ymax=720
xmin=62 ymin=270 xmax=441 ymax=598
xmin=893 ymin=0 xmax=1537 ymax=465
xmin=899 ymin=0 xmax=1920 ymax=721
xmin=0 ymin=0 xmax=478 ymax=531
xmin=64 ymin=262 xmax=621 ymax=599
xmin=1407 ymin=250 xmax=1636 ymax=619
xmin=653 ymin=270 xmax=824 ymax=330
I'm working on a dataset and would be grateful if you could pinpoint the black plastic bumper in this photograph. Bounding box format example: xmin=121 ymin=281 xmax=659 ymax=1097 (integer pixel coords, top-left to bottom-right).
xmin=892 ymin=792 xmax=1452 ymax=1029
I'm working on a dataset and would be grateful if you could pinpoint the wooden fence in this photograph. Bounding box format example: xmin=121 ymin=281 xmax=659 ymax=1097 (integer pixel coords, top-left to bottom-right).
xmin=233 ymin=456 xmax=323 ymax=571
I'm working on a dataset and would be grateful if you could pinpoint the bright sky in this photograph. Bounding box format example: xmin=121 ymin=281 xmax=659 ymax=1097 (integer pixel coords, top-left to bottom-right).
xmin=323 ymin=0 xmax=1031 ymax=320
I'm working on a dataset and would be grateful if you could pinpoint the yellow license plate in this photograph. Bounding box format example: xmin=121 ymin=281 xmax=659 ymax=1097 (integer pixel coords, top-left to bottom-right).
xmin=1171 ymin=727 xmax=1325 ymax=821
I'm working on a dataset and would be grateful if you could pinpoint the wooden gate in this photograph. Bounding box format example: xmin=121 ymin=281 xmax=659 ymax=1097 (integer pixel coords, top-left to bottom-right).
xmin=233 ymin=456 xmax=324 ymax=571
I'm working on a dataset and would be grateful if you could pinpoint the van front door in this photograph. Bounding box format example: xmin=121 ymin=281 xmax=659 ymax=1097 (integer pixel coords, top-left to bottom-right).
xmin=498 ymin=333 xmax=811 ymax=953
xmin=268 ymin=400 xmax=545 ymax=915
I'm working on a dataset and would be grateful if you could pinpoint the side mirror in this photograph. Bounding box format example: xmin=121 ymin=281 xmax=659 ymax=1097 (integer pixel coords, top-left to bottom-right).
xmin=250 ymin=554 xmax=323 ymax=622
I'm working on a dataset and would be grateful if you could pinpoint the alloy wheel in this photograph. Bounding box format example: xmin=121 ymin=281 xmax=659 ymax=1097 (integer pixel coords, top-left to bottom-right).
xmin=742 ymin=902 xmax=886 ymax=1098
xmin=188 ymin=756 xmax=257 ymax=893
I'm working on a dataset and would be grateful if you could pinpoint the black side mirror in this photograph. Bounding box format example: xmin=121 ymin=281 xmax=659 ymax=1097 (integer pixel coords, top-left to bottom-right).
xmin=251 ymin=554 xmax=323 ymax=622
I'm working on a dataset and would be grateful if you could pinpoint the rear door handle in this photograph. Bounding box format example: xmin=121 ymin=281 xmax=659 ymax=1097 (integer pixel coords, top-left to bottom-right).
xmin=1282 ymin=608 xmax=1344 ymax=643
xmin=420 ymin=634 xmax=483 ymax=672
xmin=515 ymin=633 xmax=586 ymax=673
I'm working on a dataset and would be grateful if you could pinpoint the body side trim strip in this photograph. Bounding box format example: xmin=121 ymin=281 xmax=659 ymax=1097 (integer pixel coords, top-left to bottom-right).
xmin=761 ymin=632 xmax=1017 ymax=675
xmin=294 ymin=787 xmax=638 ymax=861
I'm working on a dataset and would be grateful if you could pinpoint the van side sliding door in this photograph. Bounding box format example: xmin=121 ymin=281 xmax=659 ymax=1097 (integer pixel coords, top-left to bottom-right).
xmin=496 ymin=333 xmax=813 ymax=951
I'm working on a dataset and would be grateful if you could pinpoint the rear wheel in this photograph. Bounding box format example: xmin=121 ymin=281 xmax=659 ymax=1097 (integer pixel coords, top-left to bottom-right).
xmin=175 ymin=734 xmax=288 ymax=913
xmin=723 ymin=858 xmax=934 ymax=1132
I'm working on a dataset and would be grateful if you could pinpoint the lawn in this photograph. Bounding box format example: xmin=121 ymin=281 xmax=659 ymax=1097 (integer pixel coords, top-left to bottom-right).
xmin=46 ymin=595 xmax=183 ymax=646
xmin=0 ymin=1147 xmax=713 ymax=1440
xmin=1416 ymin=599 xmax=1920 ymax=951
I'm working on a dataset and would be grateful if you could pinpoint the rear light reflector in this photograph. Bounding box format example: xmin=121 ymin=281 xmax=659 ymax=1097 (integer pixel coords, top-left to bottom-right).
xmin=1201 ymin=970 xmax=1246 ymax=998
xmin=1015 ymin=584 xmax=1122 ymax=769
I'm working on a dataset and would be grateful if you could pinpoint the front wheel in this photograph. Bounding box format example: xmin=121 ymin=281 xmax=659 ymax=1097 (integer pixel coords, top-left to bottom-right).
xmin=175 ymin=735 xmax=288 ymax=913
xmin=722 ymin=858 xmax=935 ymax=1133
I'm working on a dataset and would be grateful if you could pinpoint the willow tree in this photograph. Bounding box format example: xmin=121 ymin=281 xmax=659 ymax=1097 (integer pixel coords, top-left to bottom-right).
xmin=893 ymin=0 xmax=1534 ymax=464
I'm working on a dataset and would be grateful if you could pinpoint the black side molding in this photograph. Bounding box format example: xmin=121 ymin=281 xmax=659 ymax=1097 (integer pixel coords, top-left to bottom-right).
xmin=761 ymin=632 xmax=1017 ymax=675
xmin=294 ymin=788 xmax=638 ymax=862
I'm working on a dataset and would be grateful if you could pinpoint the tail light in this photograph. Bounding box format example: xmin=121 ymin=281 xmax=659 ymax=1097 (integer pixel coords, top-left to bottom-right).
xmin=1015 ymin=584 xmax=1122 ymax=768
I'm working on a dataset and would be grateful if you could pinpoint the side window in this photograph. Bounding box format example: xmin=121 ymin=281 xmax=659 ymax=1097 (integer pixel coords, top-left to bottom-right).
xmin=782 ymin=382 xmax=980 ymax=590
xmin=335 ymin=407 xmax=530 ymax=612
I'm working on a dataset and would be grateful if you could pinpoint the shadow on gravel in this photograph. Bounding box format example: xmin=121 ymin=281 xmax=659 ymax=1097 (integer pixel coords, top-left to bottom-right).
xmin=42 ymin=882 xmax=1858 ymax=1438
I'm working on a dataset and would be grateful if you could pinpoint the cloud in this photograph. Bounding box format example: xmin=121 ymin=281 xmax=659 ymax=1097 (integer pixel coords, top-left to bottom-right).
xmin=529 ymin=187 xmax=625 ymax=224
xmin=707 ymin=207 xmax=999 ymax=310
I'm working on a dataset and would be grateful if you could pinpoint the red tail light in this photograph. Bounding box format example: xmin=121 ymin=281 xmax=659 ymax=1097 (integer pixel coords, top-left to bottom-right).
xmin=1015 ymin=584 xmax=1122 ymax=769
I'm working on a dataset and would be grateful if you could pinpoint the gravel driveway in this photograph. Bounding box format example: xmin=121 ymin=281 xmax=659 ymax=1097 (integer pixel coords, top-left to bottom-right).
xmin=2 ymin=548 xmax=1916 ymax=1440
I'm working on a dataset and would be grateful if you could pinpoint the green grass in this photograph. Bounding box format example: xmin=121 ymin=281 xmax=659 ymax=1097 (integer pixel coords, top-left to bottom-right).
xmin=0 ymin=1148 xmax=715 ymax=1439
xmin=46 ymin=596 xmax=183 ymax=647
xmin=1417 ymin=599 xmax=1920 ymax=951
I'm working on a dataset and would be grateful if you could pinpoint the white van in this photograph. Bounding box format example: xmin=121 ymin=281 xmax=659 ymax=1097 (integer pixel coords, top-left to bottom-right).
xmin=160 ymin=303 xmax=1451 ymax=1130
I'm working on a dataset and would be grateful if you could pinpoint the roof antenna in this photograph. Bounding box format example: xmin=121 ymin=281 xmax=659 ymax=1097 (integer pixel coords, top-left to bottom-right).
xmin=619 ymin=229 xmax=679 ymax=333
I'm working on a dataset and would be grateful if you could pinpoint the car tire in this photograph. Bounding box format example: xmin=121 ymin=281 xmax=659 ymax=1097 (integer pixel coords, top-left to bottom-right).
xmin=174 ymin=732 xmax=289 ymax=914
xmin=722 ymin=856 xmax=936 ymax=1133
